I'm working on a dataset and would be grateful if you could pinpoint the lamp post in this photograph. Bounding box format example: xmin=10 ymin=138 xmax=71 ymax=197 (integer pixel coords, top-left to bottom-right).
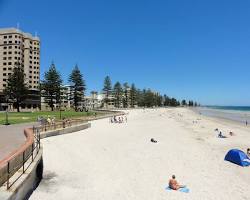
xmin=4 ymin=95 xmax=10 ymax=125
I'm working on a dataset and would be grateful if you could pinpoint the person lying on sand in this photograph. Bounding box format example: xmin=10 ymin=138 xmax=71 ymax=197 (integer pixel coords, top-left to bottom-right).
xmin=150 ymin=138 xmax=157 ymax=143
xmin=169 ymin=175 xmax=185 ymax=190
xmin=218 ymin=132 xmax=227 ymax=138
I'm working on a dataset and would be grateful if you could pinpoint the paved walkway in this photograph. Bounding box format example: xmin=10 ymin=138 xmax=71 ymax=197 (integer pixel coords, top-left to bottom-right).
xmin=0 ymin=122 xmax=39 ymax=160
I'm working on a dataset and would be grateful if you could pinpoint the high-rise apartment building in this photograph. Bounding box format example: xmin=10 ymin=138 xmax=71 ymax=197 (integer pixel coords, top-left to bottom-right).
xmin=0 ymin=28 xmax=40 ymax=110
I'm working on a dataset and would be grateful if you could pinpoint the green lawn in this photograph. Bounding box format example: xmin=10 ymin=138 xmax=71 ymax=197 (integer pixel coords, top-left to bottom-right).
xmin=0 ymin=110 xmax=97 ymax=125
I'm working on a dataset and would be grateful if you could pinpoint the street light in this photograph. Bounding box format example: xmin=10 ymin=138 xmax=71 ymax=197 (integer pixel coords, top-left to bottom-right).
xmin=4 ymin=95 xmax=10 ymax=125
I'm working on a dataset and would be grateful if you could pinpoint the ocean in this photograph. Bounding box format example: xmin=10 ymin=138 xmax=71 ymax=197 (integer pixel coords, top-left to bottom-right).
xmin=193 ymin=106 xmax=250 ymax=125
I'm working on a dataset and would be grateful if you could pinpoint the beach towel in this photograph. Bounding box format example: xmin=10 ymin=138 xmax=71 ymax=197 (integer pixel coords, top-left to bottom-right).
xmin=165 ymin=186 xmax=190 ymax=193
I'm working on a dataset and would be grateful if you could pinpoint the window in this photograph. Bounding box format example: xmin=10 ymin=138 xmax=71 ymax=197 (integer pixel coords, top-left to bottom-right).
xmin=29 ymin=66 xmax=32 ymax=69
xmin=29 ymin=76 xmax=32 ymax=78
xmin=3 ymin=73 xmax=6 ymax=76
xmin=30 ymin=41 xmax=32 ymax=44
xmin=30 ymin=51 xmax=32 ymax=54
xmin=3 ymin=79 xmax=6 ymax=81
xmin=29 ymin=81 xmax=32 ymax=83
xmin=4 ymin=46 xmax=7 ymax=49
xmin=8 ymin=51 xmax=12 ymax=54
xmin=4 ymin=35 xmax=7 ymax=39
xmin=15 ymin=46 xmax=17 ymax=49
xmin=15 ymin=51 xmax=17 ymax=54
xmin=30 ymin=61 xmax=32 ymax=64
xmin=3 ymin=62 xmax=6 ymax=65
xmin=8 ymin=62 xmax=12 ymax=65
xmin=3 ymin=52 xmax=7 ymax=55
xmin=9 ymin=41 xmax=12 ymax=44
xmin=15 ymin=41 xmax=17 ymax=44
xmin=3 ymin=84 xmax=6 ymax=87
xmin=9 ymin=35 xmax=12 ymax=38
xmin=8 ymin=46 xmax=12 ymax=49
xmin=3 ymin=68 xmax=6 ymax=71
xmin=15 ymin=35 xmax=17 ymax=38
xmin=4 ymin=41 xmax=7 ymax=44
xmin=8 ymin=57 xmax=11 ymax=60
xmin=3 ymin=57 xmax=6 ymax=60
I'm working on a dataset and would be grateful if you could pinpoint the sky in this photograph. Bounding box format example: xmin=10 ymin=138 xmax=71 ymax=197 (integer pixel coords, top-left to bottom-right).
xmin=0 ymin=0 xmax=250 ymax=106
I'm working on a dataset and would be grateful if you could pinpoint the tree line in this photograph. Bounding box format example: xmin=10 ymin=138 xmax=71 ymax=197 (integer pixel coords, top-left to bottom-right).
xmin=3 ymin=63 xmax=86 ymax=112
xmin=102 ymin=75 xmax=199 ymax=108
xmin=3 ymin=63 xmax=198 ymax=112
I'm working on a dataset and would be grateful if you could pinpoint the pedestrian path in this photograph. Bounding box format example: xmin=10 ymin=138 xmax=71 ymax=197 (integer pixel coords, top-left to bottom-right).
xmin=0 ymin=122 xmax=38 ymax=160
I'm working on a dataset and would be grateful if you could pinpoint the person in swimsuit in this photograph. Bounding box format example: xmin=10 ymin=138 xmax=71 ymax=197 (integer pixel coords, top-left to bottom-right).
xmin=169 ymin=175 xmax=185 ymax=190
xmin=247 ymin=148 xmax=250 ymax=157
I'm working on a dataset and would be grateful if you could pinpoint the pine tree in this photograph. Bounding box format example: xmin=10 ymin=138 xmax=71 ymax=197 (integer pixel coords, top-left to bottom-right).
xmin=103 ymin=76 xmax=112 ymax=107
xmin=4 ymin=64 xmax=29 ymax=112
xmin=41 ymin=62 xmax=62 ymax=111
xmin=123 ymin=82 xmax=129 ymax=108
xmin=181 ymin=99 xmax=187 ymax=106
xmin=130 ymin=83 xmax=137 ymax=108
xmin=113 ymin=82 xmax=123 ymax=108
xmin=69 ymin=65 xmax=86 ymax=111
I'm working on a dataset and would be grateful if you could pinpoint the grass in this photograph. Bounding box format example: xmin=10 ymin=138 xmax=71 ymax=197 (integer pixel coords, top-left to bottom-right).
xmin=0 ymin=110 xmax=97 ymax=125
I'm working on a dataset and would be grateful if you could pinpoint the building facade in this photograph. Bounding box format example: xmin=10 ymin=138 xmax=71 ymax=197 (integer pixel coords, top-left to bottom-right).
xmin=0 ymin=28 xmax=40 ymax=110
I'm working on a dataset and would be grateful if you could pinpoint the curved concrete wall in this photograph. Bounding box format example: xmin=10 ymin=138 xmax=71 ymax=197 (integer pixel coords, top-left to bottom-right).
xmin=0 ymin=128 xmax=35 ymax=186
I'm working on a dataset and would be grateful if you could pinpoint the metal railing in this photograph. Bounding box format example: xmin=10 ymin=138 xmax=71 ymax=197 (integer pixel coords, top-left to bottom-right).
xmin=1 ymin=111 xmax=124 ymax=190
xmin=6 ymin=127 xmax=41 ymax=189
xmin=36 ymin=118 xmax=88 ymax=133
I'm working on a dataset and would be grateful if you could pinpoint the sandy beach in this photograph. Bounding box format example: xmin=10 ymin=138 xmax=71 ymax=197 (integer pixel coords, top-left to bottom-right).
xmin=30 ymin=108 xmax=250 ymax=200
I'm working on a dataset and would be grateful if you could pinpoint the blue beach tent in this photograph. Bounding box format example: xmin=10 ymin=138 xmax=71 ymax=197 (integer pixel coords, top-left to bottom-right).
xmin=224 ymin=149 xmax=250 ymax=167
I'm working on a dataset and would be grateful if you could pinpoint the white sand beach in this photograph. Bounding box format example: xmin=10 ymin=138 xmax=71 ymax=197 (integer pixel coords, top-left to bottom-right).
xmin=30 ymin=108 xmax=250 ymax=200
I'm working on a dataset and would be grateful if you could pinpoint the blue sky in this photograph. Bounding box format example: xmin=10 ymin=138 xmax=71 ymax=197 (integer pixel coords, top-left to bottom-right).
xmin=0 ymin=0 xmax=250 ymax=105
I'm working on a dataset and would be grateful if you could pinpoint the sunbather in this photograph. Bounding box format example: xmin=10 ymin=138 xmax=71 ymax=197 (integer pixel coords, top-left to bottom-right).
xmin=150 ymin=138 xmax=157 ymax=143
xmin=218 ymin=131 xmax=227 ymax=138
xmin=169 ymin=175 xmax=185 ymax=190
xmin=247 ymin=148 xmax=250 ymax=157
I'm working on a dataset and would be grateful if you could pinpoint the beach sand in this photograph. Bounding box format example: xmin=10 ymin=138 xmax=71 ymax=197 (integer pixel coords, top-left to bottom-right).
xmin=30 ymin=108 xmax=250 ymax=200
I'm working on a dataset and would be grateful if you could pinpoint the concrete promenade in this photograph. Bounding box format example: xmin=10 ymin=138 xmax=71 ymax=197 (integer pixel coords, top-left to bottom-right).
xmin=0 ymin=122 xmax=38 ymax=160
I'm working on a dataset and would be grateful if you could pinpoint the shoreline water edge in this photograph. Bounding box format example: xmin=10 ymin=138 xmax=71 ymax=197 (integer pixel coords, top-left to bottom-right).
xmin=192 ymin=106 xmax=250 ymax=126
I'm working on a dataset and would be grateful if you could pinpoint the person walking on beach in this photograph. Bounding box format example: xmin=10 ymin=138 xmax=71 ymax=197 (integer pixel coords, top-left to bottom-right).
xmin=169 ymin=175 xmax=185 ymax=190
xmin=246 ymin=120 xmax=248 ymax=126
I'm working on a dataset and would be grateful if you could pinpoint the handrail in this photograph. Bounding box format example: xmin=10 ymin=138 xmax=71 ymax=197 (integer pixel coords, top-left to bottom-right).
xmin=0 ymin=127 xmax=41 ymax=189
xmin=0 ymin=111 xmax=125 ymax=190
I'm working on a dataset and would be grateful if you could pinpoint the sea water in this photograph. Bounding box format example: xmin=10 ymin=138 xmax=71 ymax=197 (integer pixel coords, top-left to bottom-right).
xmin=193 ymin=106 xmax=250 ymax=125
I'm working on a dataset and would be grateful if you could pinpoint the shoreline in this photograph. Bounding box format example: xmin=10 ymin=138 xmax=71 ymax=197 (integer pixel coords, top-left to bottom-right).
xmin=191 ymin=107 xmax=250 ymax=127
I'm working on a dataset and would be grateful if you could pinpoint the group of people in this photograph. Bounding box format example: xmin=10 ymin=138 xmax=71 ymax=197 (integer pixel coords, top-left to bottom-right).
xmin=215 ymin=128 xmax=235 ymax=138
xmin=37 ymin=116 xmax=55 ymax=125
xmin=110 ymin=115 xmax=127 ymax=123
